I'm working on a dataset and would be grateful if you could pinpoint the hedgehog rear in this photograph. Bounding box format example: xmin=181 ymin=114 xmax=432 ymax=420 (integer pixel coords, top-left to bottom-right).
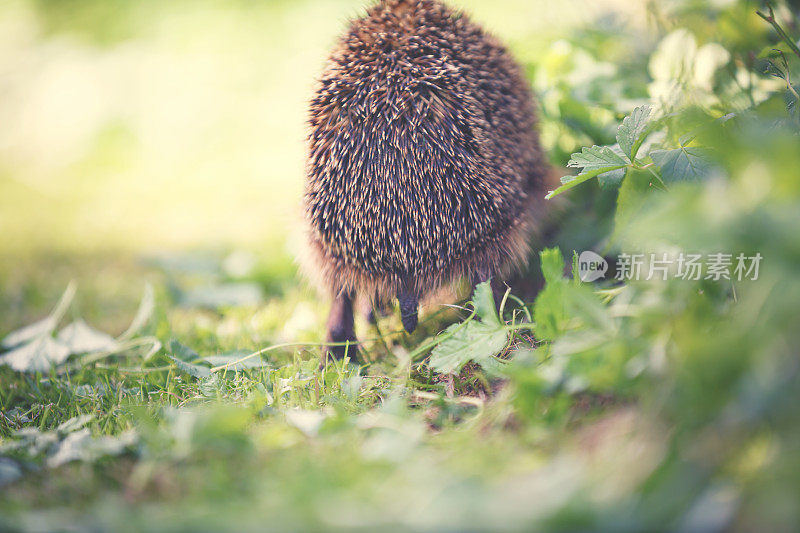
xmin=303 ymin=0 xmax=546 ymax=359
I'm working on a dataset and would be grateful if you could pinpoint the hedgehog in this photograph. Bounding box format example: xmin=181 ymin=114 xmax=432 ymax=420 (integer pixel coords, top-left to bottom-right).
xmin=302 ymin=0 xmax=547 ymax=359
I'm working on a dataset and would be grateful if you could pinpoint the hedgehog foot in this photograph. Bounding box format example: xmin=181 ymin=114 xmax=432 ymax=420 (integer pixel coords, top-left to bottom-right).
xmin=362 ymin=295 xmax=392 ymax=325
xmin=325 ymin=291 xmax=357 ymax=361
xmin=398 ymin=291 xmax=419 ymax=333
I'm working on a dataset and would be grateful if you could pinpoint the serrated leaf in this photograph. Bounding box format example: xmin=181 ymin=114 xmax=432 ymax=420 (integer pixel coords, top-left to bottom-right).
xmin=651 ymin=147 xmax=714 ymax=183
xmin=547 ymin=167 xmax=627 ymax=199
xmin=429 ymin=321 xmax=508 ymax=374
xmin=568 ymin=145 xmax=630 ymax=172
xmin=119 ymin=282 xmax=155 ymax=341
xmin=546 ymin=146 xmax=629 ymax=199
xmin=616 ymin=105 xmax=653 ymax=160
xmin=57 ymin=321 xmax=117 ymax=354
xmin=427 ymin=281 xmax=507 ymax=375
xmin=472 ymin=281 xmax=500 ymax=327
xmin=0 ymin=336 xmax=71 ymax=372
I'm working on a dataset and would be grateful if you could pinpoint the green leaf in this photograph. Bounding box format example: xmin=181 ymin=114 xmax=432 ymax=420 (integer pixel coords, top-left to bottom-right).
xmin=429 ymin=321 xmax=508 ymax=375
xmin=169 ymin=339 xmax=199 ymax=362
xmin=428 ymin=281 xmax=512 ymax=374
xmin=472 ymin=281 xmax=500 ymax=327
xmin=169 ymin=356 xmax=211 ymax=378
xmin=546 ymin=146 xmax=629 ymax=199
xmin=597 ymin=168 xmax=627 ymax=190
xmin=616 ymin=105 xmax=653 ymax=160
xmin=651 ymin=147 xmax=714 ymax=183
xmin=534 ymin=249 xmax=568 ymax=341
xmin=612 ymin=168 xmax=657 ymax=246
xmin=546 ymin=168 xmax=618 ymax=199
xmin=533 ymin=285 xmax=568 ymax=342
xmin=168 ymin=339 xmax=211 ymax=378
xmin=563 ymin=287 xmax=617 ymax=334
xmin=540 ymin=248 xmax=566 ymax=285
xmin=568 ymin=145 xmax=630 ymax=172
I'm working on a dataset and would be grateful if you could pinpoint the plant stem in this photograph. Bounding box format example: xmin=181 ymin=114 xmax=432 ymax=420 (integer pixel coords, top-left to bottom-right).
xmin=757 ymin=2 xmax=800 ymax=61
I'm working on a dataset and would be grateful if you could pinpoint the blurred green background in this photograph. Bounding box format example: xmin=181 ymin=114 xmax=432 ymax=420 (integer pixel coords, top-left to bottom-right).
xmin=0 ymin=0 xmax=641 ymax=253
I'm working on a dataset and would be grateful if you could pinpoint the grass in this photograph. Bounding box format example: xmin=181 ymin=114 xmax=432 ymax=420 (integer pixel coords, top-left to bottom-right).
xmin=0 ymin=253 xmax=527 ymax=530
xmin=1 ymin=245 xmax=662 ymax=531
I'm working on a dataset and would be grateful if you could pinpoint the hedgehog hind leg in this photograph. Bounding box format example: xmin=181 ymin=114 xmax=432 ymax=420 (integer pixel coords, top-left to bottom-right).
xmin=325 ymin=291 xmax=357 ymax=362
xmin=362 ymin=293 xmax=392 ymax=325
xmin=398 ymin=291 xmax=419 ymax=333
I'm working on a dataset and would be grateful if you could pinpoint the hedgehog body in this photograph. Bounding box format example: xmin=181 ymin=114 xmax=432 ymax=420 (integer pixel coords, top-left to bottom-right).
xmin=302 ymin=0 xmax=546 ymax=354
